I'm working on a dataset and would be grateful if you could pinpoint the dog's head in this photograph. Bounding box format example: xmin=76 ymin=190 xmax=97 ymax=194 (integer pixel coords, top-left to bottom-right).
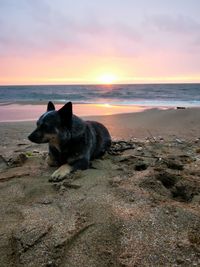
xmin=28 ymin=101 xmax=72 ymax=144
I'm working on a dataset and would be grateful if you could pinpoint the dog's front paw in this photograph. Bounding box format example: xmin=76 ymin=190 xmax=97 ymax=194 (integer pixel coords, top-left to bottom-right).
xmin=49 ymin=164 xmax=72 ymax=182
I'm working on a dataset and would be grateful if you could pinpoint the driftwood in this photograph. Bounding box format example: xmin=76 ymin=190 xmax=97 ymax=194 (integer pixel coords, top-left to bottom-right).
xmin=0 ymin=172 xmax=30 ymax=182
xmin=108 ymin=140 xmax=136 ymax=155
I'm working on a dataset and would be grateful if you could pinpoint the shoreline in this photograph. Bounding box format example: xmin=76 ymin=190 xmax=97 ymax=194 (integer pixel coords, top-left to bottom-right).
xmin=0 ymin=107 xmax=200 ymax=142
xmin=0 ymin=102 xmax=174 ymax=123
xmin=1 ymin=100 xmax=200 ymax=144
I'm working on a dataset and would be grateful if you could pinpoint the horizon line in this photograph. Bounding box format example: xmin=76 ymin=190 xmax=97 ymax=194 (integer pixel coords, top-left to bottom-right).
xmin=0 ymin=81 xmax=200 ymax=87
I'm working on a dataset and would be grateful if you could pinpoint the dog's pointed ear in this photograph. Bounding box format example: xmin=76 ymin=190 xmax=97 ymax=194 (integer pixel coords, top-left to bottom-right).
xmin=47 ymin=101 xmax=55 ymax=111
xmin=58 ymin=102 xmax=72 ymax=128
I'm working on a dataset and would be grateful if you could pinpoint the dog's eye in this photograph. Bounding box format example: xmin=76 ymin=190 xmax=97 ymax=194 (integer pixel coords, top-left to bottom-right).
xmin=42 ymin=124 xmax=49 ymax=130
xmin=41 ymin=124 xmax=52 ymax=132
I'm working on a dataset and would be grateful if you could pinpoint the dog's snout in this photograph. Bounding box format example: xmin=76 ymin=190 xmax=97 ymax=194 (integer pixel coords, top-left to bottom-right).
xmin=28 ymin=133 xmax=34 ymax=142
xmin=28 ymin=132 xmax=37 ymax=142
xmin=28 ymin=130 xmax=43 ymax=143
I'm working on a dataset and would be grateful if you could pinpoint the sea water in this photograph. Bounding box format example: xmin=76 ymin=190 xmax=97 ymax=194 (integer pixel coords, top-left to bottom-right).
xmin=0 ymin=83 xmax=200 ymax=108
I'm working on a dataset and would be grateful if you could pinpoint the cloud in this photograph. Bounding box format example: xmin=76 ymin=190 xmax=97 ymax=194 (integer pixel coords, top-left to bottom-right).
xmin=141 ymin=13 xmax=200 ymax=54
xmin=0 ymin=0 xmax=144 ymax=57
xmin=145 ymin=14 xmax=200 ymax=35
xmin=0 ymin=0 xmax=200 ymax=83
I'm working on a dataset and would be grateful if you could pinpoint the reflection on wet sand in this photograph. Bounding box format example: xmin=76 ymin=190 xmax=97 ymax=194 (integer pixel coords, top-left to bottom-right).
xmin=0 ymin=103 xmax=152 ymax=122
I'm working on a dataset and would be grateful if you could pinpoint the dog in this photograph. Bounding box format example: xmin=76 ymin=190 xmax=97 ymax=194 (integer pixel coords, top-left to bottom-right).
xmin=28 ymin=101 xmax=111 ymax=181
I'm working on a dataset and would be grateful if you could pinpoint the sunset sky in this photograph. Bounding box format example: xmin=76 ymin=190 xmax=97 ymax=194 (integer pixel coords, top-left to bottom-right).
xmin=0 ymin=0 xmax=200 ymax=85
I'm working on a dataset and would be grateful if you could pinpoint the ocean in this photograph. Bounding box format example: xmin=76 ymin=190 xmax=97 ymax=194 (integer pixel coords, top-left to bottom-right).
xmin=0 ymin=83 xmax=200 ymax=107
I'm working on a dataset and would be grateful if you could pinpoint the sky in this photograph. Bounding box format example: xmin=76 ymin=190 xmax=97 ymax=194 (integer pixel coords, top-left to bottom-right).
xmin=0 ymin=0 xmax=200 ymax=85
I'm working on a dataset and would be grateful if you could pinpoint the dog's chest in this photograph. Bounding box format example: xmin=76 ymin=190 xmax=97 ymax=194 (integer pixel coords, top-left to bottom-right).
xmin=49 ymin=139 xmax=60 ymax=152
xmin=49 ymin=143 xmax=80 ymax=164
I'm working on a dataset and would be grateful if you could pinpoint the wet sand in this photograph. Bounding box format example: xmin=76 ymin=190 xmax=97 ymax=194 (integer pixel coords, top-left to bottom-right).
xmin=0 ymin=102 xmax=151 ymax=122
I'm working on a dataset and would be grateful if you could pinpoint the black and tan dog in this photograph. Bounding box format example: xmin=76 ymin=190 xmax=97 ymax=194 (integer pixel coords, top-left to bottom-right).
xmin=28 ymin=101 xmax=111 ymax=181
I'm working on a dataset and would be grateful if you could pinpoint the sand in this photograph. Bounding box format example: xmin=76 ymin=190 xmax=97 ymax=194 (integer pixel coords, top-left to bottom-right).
xmin=1 ymin=108 xmax=200 ymax=266
xmin=88 ymin=107 xmax=200 ymax=139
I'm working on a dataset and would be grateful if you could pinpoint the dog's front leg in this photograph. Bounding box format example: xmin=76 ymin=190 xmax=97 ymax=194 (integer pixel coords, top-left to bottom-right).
xmin=49 ymin=158 xmax=89 ymax=182
xmin=49 ymin=164 xmax=72 ymax=182
xmin=71 ymin=158 xmax=89 ymax=172
xmin=47 ymin=155 xmax=58 ymax=167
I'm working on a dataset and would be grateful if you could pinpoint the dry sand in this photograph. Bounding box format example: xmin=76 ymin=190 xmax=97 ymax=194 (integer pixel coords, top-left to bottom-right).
xmin=87 ymin=107 xmax=200 ymax=139
xmin=0 ymin=108 xmax=200 ymax=266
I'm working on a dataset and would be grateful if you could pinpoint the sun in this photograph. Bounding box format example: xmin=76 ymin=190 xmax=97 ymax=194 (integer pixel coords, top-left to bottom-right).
xmin=97 ymin=73 xmax=118 ymax=84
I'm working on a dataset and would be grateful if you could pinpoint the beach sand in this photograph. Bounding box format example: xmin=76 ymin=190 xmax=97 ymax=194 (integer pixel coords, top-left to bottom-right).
xmin=1 ymin=108 xmax=200 ymax=266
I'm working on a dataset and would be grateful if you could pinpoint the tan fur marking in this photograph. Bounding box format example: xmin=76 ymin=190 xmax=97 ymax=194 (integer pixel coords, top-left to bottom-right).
xmin=45 ymin=133 xmax=60 ymax=151
xmin=51 ymin=164 xmax=72 ymax=180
